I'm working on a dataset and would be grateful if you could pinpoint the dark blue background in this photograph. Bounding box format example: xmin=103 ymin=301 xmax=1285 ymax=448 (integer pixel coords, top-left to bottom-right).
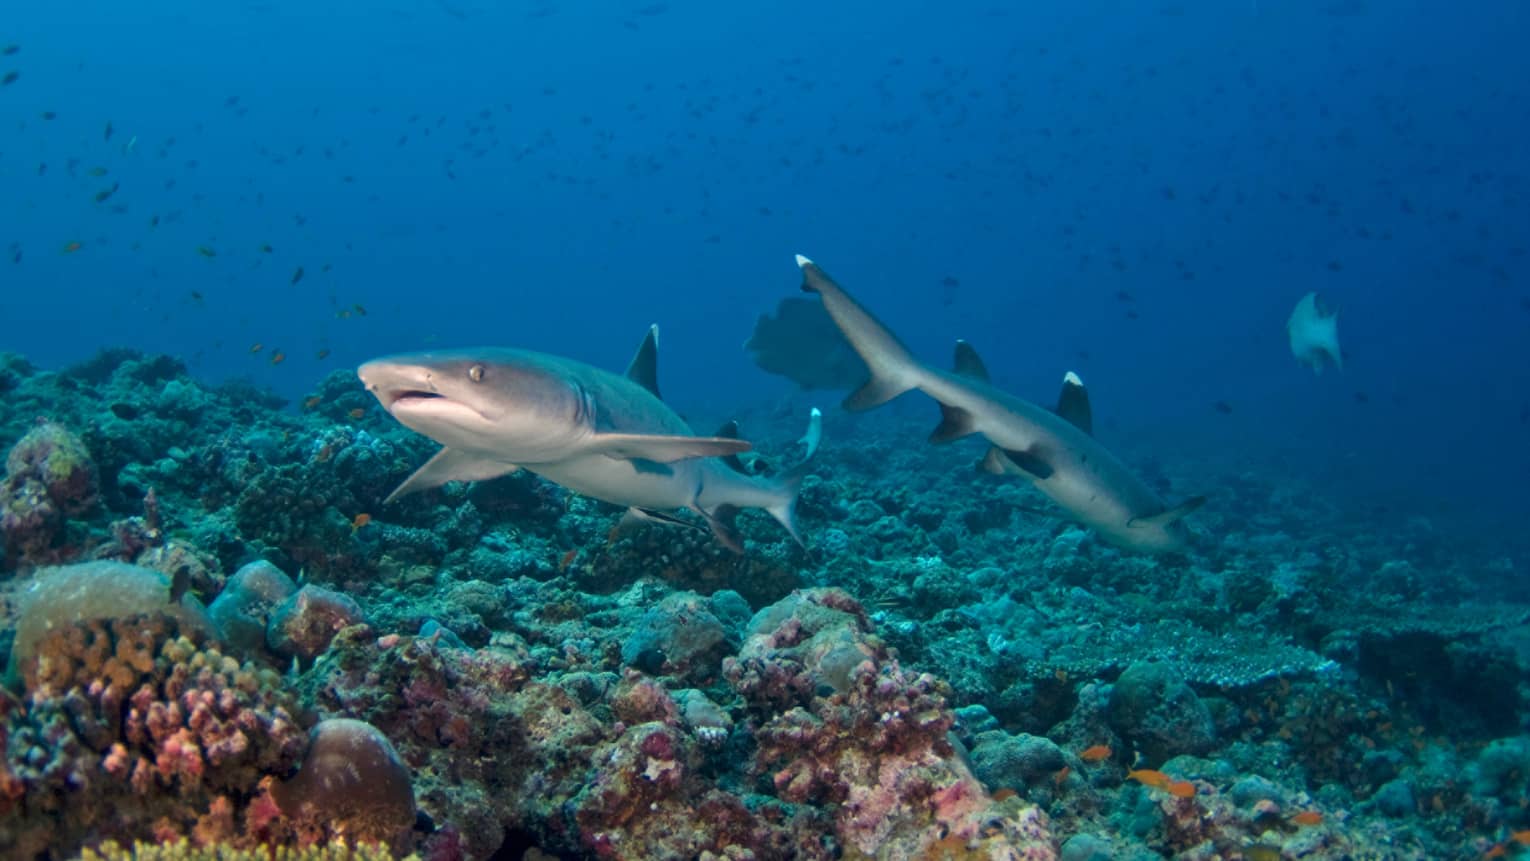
xmin=3 ymin=1 xmax=1527 ymax=536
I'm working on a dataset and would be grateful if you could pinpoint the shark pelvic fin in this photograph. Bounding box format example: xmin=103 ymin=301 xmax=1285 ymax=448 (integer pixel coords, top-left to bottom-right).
xmin=625 ymin=324 xmax=662 ymax=399
xmin=979 ymin=445 xmax=1055 ymax=480
xmin=1127 ymin=496 xmax=1207 ymax=529
xmin=1055 ymin=371 xmax=1093 ymax=435
xmin=952 ymin=340 xmax=990 ymax=381
xmin=701 ymin=504 xmax=746 ymax=554
xmin=930 ymin=403 xmax=979 ymax=444
xmin=623 ymin=507 xmax=701 ymax=530
xmin=843 ymin=376 xmax=908 ymax=411
xmin=384 ymin=448 xmax=519 ymax=504
xmin=590 ymin=432 xmax=750 ymax=463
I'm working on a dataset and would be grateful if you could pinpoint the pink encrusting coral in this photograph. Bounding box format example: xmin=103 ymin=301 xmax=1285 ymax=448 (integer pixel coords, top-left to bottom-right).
xmin=728 ymin=588 xmax=1059 ymax=860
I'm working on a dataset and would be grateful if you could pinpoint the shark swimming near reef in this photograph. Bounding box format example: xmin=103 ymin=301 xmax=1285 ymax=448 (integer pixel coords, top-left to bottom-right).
xmin=358 ymin=326 xmax=811 ymax=552
xmin=793 ymin=254 xmax=1203 ymax=553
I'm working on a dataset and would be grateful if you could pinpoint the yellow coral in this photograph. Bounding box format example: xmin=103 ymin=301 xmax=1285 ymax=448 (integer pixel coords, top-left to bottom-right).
xmin=74 ymin=837 xmax=419 ymax=861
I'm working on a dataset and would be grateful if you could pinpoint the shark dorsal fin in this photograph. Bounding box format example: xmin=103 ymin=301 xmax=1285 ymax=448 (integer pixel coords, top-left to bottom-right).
xmin=1055 ymin=371 xmax=1093 ymax=435
xmin=1127 ymin=495 xmax=1206 ymax=529
xmin=713 ymin=420 xmax=751 ymax=474
xmin=952 ymin=340 xmax=990 ymax=381
xmin=625 ymin=324 xmax=662 ymax=399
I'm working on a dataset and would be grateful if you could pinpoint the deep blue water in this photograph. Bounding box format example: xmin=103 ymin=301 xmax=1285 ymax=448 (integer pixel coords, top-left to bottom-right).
xmin=4 ymin=0 xmax=1528 ymax=544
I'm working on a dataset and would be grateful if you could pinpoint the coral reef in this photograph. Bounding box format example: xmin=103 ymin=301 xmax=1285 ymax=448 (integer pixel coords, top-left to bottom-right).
xmin=75 ymin=838 xmax=412 ymax=861
xmin=1 ymin=420 xmax=99 ymax=566
xmin=0 ymin=350 xmax=1525 ymax=859
xmin=1 ymin=614 xmax=306 ymax=857
xmin=269 ymin=718 xmax=416 ymax=848
xmin=732 ymin=588 xmax=1058 ymax=859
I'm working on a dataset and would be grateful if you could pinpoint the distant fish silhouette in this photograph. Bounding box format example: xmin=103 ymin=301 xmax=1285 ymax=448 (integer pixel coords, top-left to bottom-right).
xmin=1286 ymin=292 xmax=1342 ymax=374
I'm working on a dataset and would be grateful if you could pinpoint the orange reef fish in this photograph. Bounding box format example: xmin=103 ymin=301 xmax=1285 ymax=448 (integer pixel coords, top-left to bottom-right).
xmin=1289 ymin=810 xmax=1323 ymax=826
xmin=348 ymin=408 xmax=365 ymax=420
xmin=60 ymin=240 xmax=83 ymax=254
xmin=1079 ymin=745 xmax=1112 ymax=763
xmin=270 ymin=351 xmax=286 ymax=365
xmin=351 ymin=513 xmax=372 ymax=532
xmin=1127 ymin=769 xmax=1171 ymax=790
xmin=1166 ymin=780 xmax=1196 ymax=798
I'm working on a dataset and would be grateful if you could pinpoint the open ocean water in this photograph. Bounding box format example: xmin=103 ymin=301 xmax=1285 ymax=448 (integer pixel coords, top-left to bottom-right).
xmin=2 ymin=1 xmax=1528 ymax=859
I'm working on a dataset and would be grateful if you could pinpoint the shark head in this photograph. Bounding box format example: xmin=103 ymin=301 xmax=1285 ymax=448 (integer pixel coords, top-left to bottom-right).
xmin=357 ymin=349 xmax=591 ymax=462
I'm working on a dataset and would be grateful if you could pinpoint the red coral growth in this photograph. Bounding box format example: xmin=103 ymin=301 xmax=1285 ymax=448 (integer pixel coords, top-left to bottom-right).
xmin=733 ymin=588 xmax=1058 ymax=860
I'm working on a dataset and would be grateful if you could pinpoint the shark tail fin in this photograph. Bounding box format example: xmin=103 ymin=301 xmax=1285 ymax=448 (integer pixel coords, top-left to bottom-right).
xmin=765 ymin=406 xmax=823 ymax=547
xmin=764 ymin=459 xmax=812 ymax=548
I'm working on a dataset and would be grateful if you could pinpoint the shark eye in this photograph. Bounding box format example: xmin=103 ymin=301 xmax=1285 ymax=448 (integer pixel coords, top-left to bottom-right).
xmin=467 ymin=364 xmax=485 ymax=383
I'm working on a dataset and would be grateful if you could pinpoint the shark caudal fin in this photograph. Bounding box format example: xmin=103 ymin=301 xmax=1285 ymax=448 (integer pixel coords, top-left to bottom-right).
xmin=766 ymin=406 xmax=825 ymax=547
xmin=764 ymin=458 xmax=811 ymax=548
xmin=795 ymin=254 xmax=919 ymax=411
xmin=1286 ymin=292 xmax=1342 ymax=374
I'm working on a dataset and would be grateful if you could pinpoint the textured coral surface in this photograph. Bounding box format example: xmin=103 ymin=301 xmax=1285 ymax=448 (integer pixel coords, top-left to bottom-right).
xmin=0 ymin=350 xmax=1525 ymax=859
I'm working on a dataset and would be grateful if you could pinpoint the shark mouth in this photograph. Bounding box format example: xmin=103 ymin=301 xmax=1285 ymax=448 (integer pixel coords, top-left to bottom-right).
xmin=385 ymin=389 xmax=447 ymax=408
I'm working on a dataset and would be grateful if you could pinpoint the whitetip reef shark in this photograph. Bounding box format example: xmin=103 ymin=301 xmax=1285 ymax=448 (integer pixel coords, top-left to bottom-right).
xmin=794 ymin=254 xmax=1203 ymax=553
xmin=358 ymin=326 xmax=811 ymax=552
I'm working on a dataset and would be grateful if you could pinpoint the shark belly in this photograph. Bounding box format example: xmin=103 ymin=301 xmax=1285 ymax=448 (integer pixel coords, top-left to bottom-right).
xmin=531 ymin=453 xmax=704 ymax=511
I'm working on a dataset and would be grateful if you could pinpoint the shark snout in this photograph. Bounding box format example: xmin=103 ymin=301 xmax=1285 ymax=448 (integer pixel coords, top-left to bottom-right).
xmin=357 ymin=360 xmax=447 ymax=408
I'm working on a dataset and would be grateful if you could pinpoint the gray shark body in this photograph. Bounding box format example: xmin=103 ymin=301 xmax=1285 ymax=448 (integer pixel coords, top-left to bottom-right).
xmin=795 ymin=255 xmax=1201 ymax=553
xmin=358 ymin=327 xmax=807 ymax=551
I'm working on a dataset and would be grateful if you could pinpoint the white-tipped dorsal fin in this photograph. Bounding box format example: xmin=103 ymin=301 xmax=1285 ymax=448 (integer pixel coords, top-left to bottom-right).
xmin=1055 ymin=371 xmax=1093 ymax=435
xmin=794 ymin=253 xmax=813 ymax=268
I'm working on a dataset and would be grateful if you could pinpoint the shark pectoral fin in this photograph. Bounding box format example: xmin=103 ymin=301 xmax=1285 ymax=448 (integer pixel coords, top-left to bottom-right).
xmin=952 ymin=340 xmax=991 ymax=381
xmin=384 ymin=448 xmax=519 ymax=504
xmin=1055 ymin=371 xmax=1093 ymax=435
xmin=625 ymin=324 xmax=662 ymax=398
xmin=591 ymin=433 xmax=751 ymax=463
xmin=980 ymin=445 xmax=1055 ymax=480
xmin=980 ymin=446 xmax=1011 ymax=475
xmin=700 ymin=504 xmax=745 ymax=554
xmin=930 ymin=403 xmax=979 ymax=444
xmin=1127 ymin=496 xmax=1207 ymax=529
